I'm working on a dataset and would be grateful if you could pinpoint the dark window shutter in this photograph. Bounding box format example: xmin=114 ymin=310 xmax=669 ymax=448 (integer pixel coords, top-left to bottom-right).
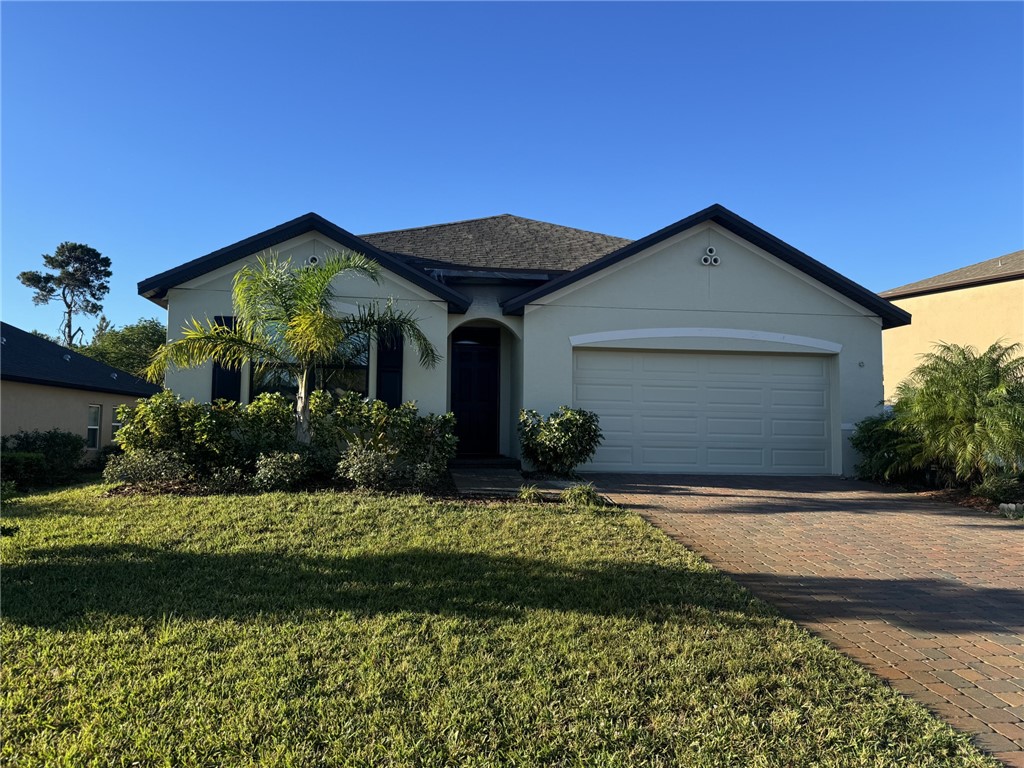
xmin=376 ymin=333 xmax=403 ymax=407
xmin=211 ymin=316 xmax=241 ymax=402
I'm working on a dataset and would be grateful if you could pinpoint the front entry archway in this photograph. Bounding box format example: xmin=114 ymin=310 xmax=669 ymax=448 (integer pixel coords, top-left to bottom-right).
xmin=450 ymin=327 xmax=501 ymax=456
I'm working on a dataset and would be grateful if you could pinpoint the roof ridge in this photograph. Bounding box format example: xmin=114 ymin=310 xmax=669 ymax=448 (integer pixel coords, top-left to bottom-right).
xmin=359 ymin=214 xmax=517 ymax=237
xmin=492 ymin=214 xmax=633 ymax=241
xmin=881 ymin=248 xmax=1024 ymax=296
xmin=360 ymin=213 xmax=630 ymax=242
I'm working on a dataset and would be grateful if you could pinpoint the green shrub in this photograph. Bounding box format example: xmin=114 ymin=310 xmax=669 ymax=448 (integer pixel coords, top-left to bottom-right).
xmin=334 ymin=398 xmax=457 ymax=492
xmin=114 ymin=391 xmax=234 ymax=471
xmin=972 ymin=474 xmax=1024 ymax=504
xmin=103 ymin=449 xmax=193 ymax=492
xmin=253 ymin=451 xmax=309 ymax=492
xmin=201 ymin=466 xmax=250 ymax=495
xmin=560 ymin=482 xmax=604 ymax=510
xmin=115 ymin=391 xmax=299 ymax=479
xmin=0 ymin=479 xmax=20 ymax=509
xmin=337 ymin=445 xmax=408 ymax=491
xmin=892 ymin=341 xmax=1024 ymax=483
xmin=308 ymin=389 xmax=347 ymax=462
xmin=1 ymin=429 xmax=86 ymax=484
xmin=518 ymin=407 xmax=603 ymax=476
xmin=850 ymin=412 xmax=924 ymax=483
xmin=114 ymin=391 xmax=194 ymax=453
xmin=112 ymin=390 xmax=455 ymax=493
xmin=518 ymin=484 xmax=543 ymax=503
xmin=1 ymin=452 xmax=47 ymax=490
xmin=238 ymin=393 xmax=296 ymax=464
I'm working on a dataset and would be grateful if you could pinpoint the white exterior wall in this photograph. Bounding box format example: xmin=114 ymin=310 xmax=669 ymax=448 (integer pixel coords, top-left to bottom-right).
xmin=163 ymin=233 xmax=451 ymax=415
xmin=518 ymin=223 xmax=885 ymax=475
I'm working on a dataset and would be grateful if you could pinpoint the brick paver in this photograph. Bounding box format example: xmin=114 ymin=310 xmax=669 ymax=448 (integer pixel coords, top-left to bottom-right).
xmin=590 ymin=474 xmax=1023 ymax=765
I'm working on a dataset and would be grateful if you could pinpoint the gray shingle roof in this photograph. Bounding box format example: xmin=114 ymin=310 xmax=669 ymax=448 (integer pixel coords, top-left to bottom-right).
xmin=360 ymin=214 xmax=633 ymax=272
xmin=881 ymin=250 xmax=1024 ymax=298
xmin=0 ymin=322 xmax=161 ymax=397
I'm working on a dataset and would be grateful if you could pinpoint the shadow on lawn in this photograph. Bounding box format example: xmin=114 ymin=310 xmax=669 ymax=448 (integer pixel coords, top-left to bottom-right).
xmin=4 ymin=544 xmax=771 ymax=628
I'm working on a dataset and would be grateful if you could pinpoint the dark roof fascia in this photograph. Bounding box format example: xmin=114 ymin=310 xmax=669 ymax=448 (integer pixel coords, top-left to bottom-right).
xmin=502 ymin=204 xmax=912 ymax=329
xmin=138 ymin=213 xmax=472 ymax=313
xmin=881 ymin=270 xmax=1024 ymax=301
xmin=428 ymin=268 xmax=563 ymax=283
xmin=0 ymin=372 xmax=160 ymax=398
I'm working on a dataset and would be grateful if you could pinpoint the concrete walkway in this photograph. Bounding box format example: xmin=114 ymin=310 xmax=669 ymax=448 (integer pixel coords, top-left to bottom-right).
xmin=451 ymin=467 xmax=573 ymax=499
xmin=589 ymin=474 xmax=1024 ymax=766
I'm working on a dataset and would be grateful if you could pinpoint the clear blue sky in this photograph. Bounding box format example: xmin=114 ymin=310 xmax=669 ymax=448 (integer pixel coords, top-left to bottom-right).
xmin=3 ymin=1 xmax=1021 ymax=338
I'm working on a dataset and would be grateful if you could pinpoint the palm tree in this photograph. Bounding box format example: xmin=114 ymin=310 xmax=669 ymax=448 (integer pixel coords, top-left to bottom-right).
xmin=893 ymin=340 xmax=1024 ymax=482
xmin=146 ymin=250 xmax=440 ymax=443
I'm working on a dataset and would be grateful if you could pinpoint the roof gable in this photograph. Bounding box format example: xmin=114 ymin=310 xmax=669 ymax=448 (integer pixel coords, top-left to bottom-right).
xmin=0 ymin=322 xmax=162 ymax=398
xmin=501 ymin=204 xmax=911 ymax=329
xmin=881 ymin=249 xmax=1024 ymax=299
xmin=138 ymin=213 xmax=472 ymax=312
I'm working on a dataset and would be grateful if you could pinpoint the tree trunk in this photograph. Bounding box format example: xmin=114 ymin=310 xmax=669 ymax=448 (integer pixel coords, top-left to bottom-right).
xmin=295 ymin=367 xmax=314 ymax=445
xmin=62 ymin=288 xmax=74 ymax=347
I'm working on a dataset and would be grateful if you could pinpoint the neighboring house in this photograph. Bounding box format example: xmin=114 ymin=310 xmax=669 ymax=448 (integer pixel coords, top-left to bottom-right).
xmin=138 ymin=204 xmax=909 ymax=476
xmin=880 ymin=250 xmax=1024 ymax=402
xmin=0 ymin=322 xmax=161 ymax=452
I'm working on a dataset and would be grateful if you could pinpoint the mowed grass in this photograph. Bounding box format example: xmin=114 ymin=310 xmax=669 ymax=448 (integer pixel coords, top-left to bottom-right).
xmin=1 ymin=486 xmax=995 ymax=768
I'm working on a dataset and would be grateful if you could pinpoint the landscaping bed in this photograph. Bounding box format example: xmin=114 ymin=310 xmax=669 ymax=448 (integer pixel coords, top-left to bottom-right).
xmin=1 ymin=486 xmax=996 ymax=767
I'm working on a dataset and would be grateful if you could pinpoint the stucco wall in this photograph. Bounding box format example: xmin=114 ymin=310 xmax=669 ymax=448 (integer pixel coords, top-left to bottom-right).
xmin=163 ymin=232 xmax=451 ymax=415
xmin=882 ymin=279 xmax=1023 ymax=401
xmin=518 ymin=223 xmax=886 ymax=475
xmin=1 ymin=380 xmax=145 ymax=453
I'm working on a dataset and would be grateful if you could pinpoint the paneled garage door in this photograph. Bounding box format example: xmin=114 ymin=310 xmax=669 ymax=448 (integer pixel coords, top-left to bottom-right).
xmin=573 ymin=349 xmax=832 ymax=474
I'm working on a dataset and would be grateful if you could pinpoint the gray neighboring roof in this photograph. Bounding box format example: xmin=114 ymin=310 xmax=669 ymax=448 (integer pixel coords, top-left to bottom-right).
xmin=880 ymin=249 xmax=1024 ymax=299
xmin=360 ymin=214 xmax=633 ymax=272
xmin=0 ymin=322 xmax=161 ymax=397
xmin=501 ymin=204 xmax=912 ymax=330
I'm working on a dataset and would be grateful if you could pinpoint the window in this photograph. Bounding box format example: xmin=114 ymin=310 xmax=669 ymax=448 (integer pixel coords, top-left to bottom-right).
xmin=111 ymin=409 xmax=123 ymax=440
xmin=250 ymin=335 xmax=370 ymax=401
xmin=86 ymin=405 xmax=102 ymax=449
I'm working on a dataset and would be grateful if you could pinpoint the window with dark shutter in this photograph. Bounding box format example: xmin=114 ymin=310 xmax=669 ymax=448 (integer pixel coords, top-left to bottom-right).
xmin=211 ymin=316 xmax=241 ymax=402
xmin=376 ymin=333 xmax=404 ymax=407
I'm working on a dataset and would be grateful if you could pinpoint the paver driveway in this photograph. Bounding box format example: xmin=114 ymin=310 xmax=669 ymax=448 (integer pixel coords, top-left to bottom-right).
xmin=591 ymin=474 xmax=1024 ymax=766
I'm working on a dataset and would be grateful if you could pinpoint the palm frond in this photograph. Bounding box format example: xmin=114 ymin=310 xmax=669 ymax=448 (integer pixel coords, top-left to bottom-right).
xmin=292 ymin=251 xmax=381 ymax=315
xmin=340 ymin=300 xmax=441 ymax=368
xmin=145 ymin=318 xmax=284 ymax=383
xmin=232 ymin=252 xmax=299 ymax=330
xmin=285 ymin=310 xmax=347 ymax=365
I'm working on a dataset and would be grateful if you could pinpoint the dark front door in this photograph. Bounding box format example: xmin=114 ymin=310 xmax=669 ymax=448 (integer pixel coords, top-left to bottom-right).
xmin=451 ymin=327 xmax=501 ymax=456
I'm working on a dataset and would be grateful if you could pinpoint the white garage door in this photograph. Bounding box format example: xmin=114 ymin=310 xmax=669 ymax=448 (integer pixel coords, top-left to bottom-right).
xmin=573 ymin=349 xmax=832 ymax=474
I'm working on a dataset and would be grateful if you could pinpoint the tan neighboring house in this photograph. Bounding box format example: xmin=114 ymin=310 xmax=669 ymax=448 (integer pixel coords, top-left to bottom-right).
xmin=880 ymin=250 xmax=1024 ymax=402
xmin=139 ymin=204 xmax=910 ymax=476
xmin=0 ymin=322 xmax=161 ymax=454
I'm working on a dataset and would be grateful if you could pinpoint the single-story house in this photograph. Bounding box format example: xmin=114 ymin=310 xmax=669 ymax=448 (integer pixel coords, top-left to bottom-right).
xmin=880 ymin=249 xmax=1023 ymax=402
xmin=138 ymin=204 xmax=910 ymax=476
xmin=0 ymin=322 xmax=161 ymax=452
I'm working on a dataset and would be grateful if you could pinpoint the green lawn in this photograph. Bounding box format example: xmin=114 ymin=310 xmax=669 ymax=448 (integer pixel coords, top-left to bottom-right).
xmin=1 ymin=486 xmax=995 ymax=767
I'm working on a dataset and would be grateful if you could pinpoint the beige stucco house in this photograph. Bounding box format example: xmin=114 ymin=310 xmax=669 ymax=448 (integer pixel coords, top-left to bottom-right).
xmin=138 ymin=204 xmax=910 ymax=476
xmin=0 ymin=322 xmax=160 ymax=453
xmin=881 ymin=250 xmax=1023 ymax=402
